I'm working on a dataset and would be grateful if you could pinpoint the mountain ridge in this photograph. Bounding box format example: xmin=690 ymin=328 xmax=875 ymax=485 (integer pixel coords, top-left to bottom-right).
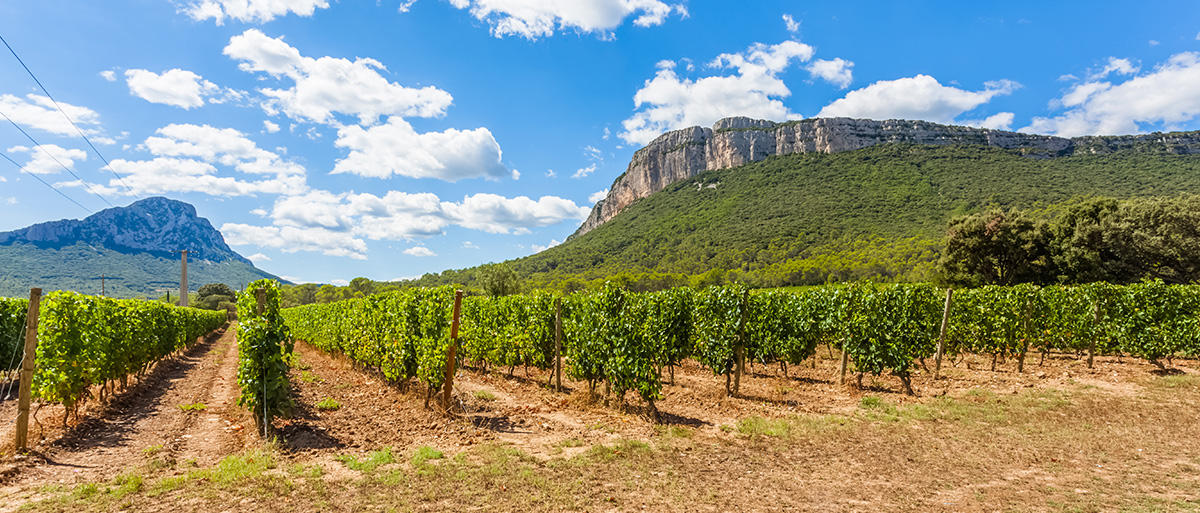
xmin=0 ymin=197 xmax=284 ymax=298
xmin=573 ymin=117 xmax=1200 ymax=238
xmin=0 ymin=196 xmax=248 ymax=263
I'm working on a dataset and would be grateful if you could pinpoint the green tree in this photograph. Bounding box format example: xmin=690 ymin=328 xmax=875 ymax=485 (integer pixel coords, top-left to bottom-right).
xmin=478 ymin=263 xmax=520 ymax=297
xmin=939 ymin=209 xmax=1052 ymax=286
xmin=1048 ymin=196 xmax=1200 ymax=284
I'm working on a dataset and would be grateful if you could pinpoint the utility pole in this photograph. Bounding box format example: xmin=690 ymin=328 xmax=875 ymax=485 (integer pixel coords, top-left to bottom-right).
xmin=178 ymin=250 xmax=189 ymax=307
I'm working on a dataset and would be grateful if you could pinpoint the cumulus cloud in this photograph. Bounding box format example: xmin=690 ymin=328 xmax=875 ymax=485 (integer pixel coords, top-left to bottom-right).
xmin=620 ymin=40 xmax=816 ymax=145
xmin=782 ymin=14 xmax=800 ymax=33
xmin=224 ymin=29 xmax=453 ymax=125
xmin=531 ymin=239 xmax=562 ymax=253
xmin=808 ymin=58 xmax=854 ymax=89
xmin=0 ymin=94 xmax=110 ymax=142
xmin=1023 ymin=52 xmax=1200 ymax=137
xmin=588 ymin=188 xmax=609 ymax=204
xmin=64 ymin=123 xmax=306 ymax=197
xmin=332 ymin=117 xmax=507 ymax=181
xmin=403 ymin=246 xmax=436 ymax=257
xmin=446 ymin=0 xmax=687 ymax=40
xmin=226 ymin=189 xmax=591 ymax=259
xmin=124 ymin=69 xmax=243 ymax=109
xmin=959 ymin=112 xmax=1016 ymax=131
xmin=99 ymin=70 xmax=117 ymax=82
xmin=816 ymin=75 xmax=1020 ymax=125
xmin=5 ymin=144 xmax=87 ymax=175
xmin=263 ymin=120 xmax=280 ymax=133
xmin=572 ymin=163 xmax=597 ymax=179
xmin=246 ymin=252 xmax=271 ymax=261
xmin=222 ymin=223 xmax=368 ymax=259
xmin=183 ymin=0 xmax=329 ymax=24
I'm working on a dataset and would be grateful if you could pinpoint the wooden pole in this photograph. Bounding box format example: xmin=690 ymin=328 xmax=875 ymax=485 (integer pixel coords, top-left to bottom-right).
xmin=838 ymin=340 xmax=849 ymax=385
xmin=15 ymin=288 xmax=42 ymax=452
xmin=733 ymin=289 xmax=749 ymax=396
xmin=1088 ymin=302 xmax=1100 ymax=369
xmin=934 ymin=289 xmax=953 ymax=379
xmin=101 ymin=274 xmax=105 ymax=296
xmin=180 ymin=250 xmax=189 ymax=307
xmin=1018 ymin=298 xmax=1032 ymax=373
xmin=255 ymin=287 xmax=266 ymax=316
xmin=442 ymin=290 xmax=463 ymax=409
xmin=554 ymin=297 xmax=562 ymax=393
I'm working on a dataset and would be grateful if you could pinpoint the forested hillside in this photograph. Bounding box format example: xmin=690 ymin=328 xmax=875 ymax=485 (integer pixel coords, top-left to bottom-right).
xmin=406 ymin=143 xmax=1200 ymax=291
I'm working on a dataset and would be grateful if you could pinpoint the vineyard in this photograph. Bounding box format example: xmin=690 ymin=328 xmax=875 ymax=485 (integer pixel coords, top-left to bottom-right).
xmin=0 ymin=292 xmax=225 ymax=426
xmin=282 ymin=280 xmax=1200 ymax=417
xmin=0 ymin=281 xmax=1197 ymax=512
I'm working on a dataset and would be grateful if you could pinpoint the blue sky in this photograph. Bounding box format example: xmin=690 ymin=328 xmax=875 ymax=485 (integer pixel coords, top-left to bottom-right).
xmin=1 ymin=1 xmax=1199 ymax=285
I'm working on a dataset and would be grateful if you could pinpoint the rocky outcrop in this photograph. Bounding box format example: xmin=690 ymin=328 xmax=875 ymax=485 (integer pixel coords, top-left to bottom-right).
xmin=0 ymin=196 xmax=249 ymax=263
xmin=571 ymin=117 xmax=1200 ymax=238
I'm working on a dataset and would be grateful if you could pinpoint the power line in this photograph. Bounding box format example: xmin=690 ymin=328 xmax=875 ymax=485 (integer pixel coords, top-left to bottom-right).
xmin=0 ymin=149 xmax=93 ymax=214
xmin=0 ymin=108 xmax=114 ymax=208
xmin=0 ymin=33 xmax=139 ymax=200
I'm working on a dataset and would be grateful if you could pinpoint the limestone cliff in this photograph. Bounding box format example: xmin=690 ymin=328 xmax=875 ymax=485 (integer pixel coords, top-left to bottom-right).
xmin=572 ymin=117 xmax=1200 ymax=238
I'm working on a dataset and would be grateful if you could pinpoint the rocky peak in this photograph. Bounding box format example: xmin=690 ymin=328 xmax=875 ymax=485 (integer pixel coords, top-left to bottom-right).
xmin=0 ymin=197 xmax=249 ymax=263
xmin=571 ymin=117 xmax=1200 ymax=238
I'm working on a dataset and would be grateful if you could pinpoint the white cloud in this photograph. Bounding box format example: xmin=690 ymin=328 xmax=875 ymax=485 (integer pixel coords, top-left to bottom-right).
xmin=222 ymin=223 xmax=368 ymax=259
xmin=224 ymin=29 xmax=453 ymax=125
xmin=263 ymin=120 xmax=280 ymax=133
xmin=124 ymin=69 xmax=242 ymax=109
xmin=226 ymin=189 xmax=590 ymax=258
xmin=99 ymin=70 xmax=117 ymax=82
xmin=1149 ymin=40 xmax=1160 ymax=46
xmin=531 ymin=239 xmax=562 ymax=253
xmin=817 ymin=75 xmax=1020 ymax=125
xmin=782 ymin=14 xmax=800 ymax=33
xmin=808 ymin=58 xmax=854 ymax=89
xmin=67 ymin=123 xmax=306 ymax=197
xmin=462 ymin=241 xmax=479 ymax=249
xmin=446 ymin=0 xmax=687 ymax=40
xmin=330 ymin=279 xmax=350 ymax=286
xmin=0 ymin=94 xmax=109 ymax=142
xmin=403 ymin=246 xmax=436 ymax=257
xmin=959 ymin=112 xmax=1016 ymax=131
xmin=511 ymin=169 xmax=520 ymax=180
xmin=1024 ymin=52 xmax=1200 ymax=137
xmin=246 ymin=252 xmax=271 ymax=261
xmin=572 ymin=163 xmax=597 ymax=179
xmin=1092 ymin=57 xmax=1139 ymax=80
xmin=183 ymin=0 xmax=330 ymax=24
xmin=5 ymin=144 xmax=87 ymax=175
xmin=333 ymin=117 xmax=507 ymax=181
xmin=589 ymin=188 xmax=609 ymax=203
xmin=620 ymin=40 xmax=815 ymax=145
xmin=545 ymin=169 xmax=557 ymax=178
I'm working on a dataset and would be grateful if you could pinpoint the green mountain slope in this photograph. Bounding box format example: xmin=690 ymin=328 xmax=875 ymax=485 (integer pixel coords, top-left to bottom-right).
xmin=411 ymin=143 xmax=1200 ymax=290
xmin=0 ymin=243 xmax=281 ymax=299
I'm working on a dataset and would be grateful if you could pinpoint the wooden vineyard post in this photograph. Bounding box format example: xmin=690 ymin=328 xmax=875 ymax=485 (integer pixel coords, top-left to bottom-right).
xmin=442 ymin=290 xmax=463 ymax=410
xmin=255 ymin=287 xmax=267 ymax=438
xmin=733 ymin=289 xmax=749 ymax=397
xmin=1018 ymin=298 xmax=1032 ymax=374
xmin=934 ymin=289 xmax=953 ymax=380
xmin=838 ymin=340 xmax=849 ymax=385
xmin=15 ymin=288 xmax=42 ymax=452
xmin=1088 ymin=302 xmax=1100 ymax=369
xmin=554 ymin=297 xmax=562 ymax=393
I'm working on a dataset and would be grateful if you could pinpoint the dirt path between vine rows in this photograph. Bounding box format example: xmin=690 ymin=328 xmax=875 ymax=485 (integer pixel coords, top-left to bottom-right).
xmin=0 ymin=324 xmax=253 ymax=500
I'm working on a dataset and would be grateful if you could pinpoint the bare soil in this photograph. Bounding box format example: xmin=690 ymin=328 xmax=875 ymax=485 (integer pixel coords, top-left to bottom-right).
xmin=0 ymin=326 xmax=253 ymax=497
xmin=2 ymin=335 xmax=1199 ymax=512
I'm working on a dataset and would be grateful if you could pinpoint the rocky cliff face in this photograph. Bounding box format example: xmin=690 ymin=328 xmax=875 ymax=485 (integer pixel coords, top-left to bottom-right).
xmin=572 ymin=117 xmax=1200 ymax=238
xmin=0 ymin=196 xmax=249 ymax=263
